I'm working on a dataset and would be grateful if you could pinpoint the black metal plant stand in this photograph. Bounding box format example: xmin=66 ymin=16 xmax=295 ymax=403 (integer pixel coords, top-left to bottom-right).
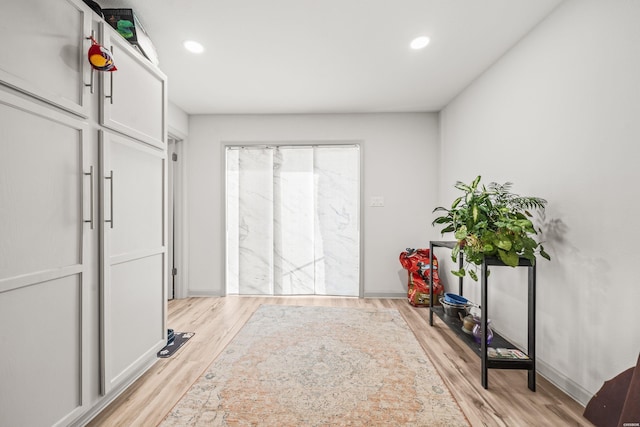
xmin=428 ymin=240 xmax=537 ymax=391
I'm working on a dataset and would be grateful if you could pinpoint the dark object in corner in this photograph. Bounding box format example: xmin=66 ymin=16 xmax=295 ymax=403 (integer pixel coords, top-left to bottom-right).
xmin=82 ymin=0 xmax=103 ymax=18
xmin=583 ymin=353 xmax=640 ymax=427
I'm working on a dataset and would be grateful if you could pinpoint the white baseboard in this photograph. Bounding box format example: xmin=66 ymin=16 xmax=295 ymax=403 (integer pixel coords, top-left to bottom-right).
xmin=493 ymin=328 xmax=592 ymax=407
xmin=536 ymin=358 xmax=592 ymax=407
xmin=363 ymin=292 xmax=406 ymax=299
xmin=70 ymin=356 xmax=158 ymax=427
xmin=187 ymin=289 xmax=223 ymax=297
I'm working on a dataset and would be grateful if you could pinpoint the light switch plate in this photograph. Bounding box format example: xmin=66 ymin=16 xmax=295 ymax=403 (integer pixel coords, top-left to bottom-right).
xmin=370 ymin=196 xmax=384 ymax=207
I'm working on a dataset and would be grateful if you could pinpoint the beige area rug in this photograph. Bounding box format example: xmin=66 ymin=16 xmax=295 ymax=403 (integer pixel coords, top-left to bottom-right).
xmin=160 ymin=305 xmax=469 ymax=426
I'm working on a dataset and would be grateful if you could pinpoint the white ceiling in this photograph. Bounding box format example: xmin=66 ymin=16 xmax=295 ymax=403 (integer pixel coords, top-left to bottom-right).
xmin=98 ymin=0 xmax=563 ymax=115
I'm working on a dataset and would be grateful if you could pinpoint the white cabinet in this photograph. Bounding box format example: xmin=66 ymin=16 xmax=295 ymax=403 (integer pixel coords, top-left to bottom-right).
xmin=100 ymin=130 xmax=167 ymax=393
xmin=101 ymin=24 xmax=167 ymax=149
xmin=0 ymin=91 xmax=96 ymax=427
xmin=0 ymin=0 xmax=93 ymax=117
xmin=0 ymin=0 xmax=168 ymax=425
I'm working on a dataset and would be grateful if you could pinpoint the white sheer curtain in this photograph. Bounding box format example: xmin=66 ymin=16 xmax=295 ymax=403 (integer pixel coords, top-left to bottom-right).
xmin=226 ymin=145 xmax=360 ymax=296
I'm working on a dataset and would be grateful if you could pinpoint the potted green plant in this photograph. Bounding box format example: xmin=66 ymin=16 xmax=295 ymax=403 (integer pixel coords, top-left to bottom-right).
xmin=432 ymin=175 xmax=550 ymax=280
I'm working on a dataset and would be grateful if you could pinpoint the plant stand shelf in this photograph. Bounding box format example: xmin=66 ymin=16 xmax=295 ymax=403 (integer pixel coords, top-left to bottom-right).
xmin=428 ymin=240 xmax=537 ymax=391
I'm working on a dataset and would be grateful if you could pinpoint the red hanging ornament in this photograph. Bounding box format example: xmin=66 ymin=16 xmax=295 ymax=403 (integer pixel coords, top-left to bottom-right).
xmin=87 ymin=36 xmax=117 ymax=71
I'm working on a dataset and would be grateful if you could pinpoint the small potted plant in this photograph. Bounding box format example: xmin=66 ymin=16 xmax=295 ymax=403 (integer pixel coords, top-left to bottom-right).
xmin=432 ymin=176 xmax=550 ymax=280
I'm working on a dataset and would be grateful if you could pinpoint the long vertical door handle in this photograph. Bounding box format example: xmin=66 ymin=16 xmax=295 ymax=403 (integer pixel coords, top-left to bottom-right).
xmin=85 ymin=68 xmax=95 ymax=94
xmin=84 ymin=32 xmax=95 ymax=94
xmin=105 ymin=46 xmax=114 ymax=104
xmin=105 ymin=171 xmax=114 ymax=228
xmin=84 ymin=166 xmax=95 ymax=229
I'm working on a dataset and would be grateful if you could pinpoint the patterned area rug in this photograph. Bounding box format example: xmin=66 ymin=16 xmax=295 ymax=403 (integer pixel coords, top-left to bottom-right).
xmin=160 ymin=305 xmax=469 ymax=426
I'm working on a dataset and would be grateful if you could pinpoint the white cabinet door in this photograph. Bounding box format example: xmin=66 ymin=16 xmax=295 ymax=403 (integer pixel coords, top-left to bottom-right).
xmin=0 ymin=92 xmax=96 ymax=426
xmin=0 ymin=0 xmax=93 ymax=117
xmin=99 ymin=131 xmax=167 ymax=393
xmin=100 ymin=24 xmax=167 ymax=149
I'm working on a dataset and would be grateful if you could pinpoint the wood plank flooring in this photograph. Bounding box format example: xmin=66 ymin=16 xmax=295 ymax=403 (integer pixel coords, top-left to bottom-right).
xmin=87 ymin=296 xmax=592 ymax=426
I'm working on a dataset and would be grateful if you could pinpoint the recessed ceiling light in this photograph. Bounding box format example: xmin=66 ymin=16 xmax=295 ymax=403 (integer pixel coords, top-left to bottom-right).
xmin=410 ymin=36 xmax=430 ymax=50
xmin=184 ymin=40 xmax=204 ymax=54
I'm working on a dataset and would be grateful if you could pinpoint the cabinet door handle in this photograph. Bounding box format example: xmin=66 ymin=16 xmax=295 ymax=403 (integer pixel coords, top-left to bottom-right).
xmin=105 ymin=170 xmax=114 ymax=228
xmin=105 ymin=46 xmax=114 ymax=104
xmin=85 ymin=69 xmax=95 ymax=94
xmin=84 ymin=166 xmax=94 ymax=229
xmin=84 ymin=32 xmax=95 ymax=94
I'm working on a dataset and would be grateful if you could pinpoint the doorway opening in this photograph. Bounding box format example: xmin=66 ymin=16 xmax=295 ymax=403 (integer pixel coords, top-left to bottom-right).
xmin=167 ymin=137 xmax=181 ymax=300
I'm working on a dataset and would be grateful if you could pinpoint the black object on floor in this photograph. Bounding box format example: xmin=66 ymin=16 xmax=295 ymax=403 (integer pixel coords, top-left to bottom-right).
xmin=157 ymin=332 xmax=194 ymax=358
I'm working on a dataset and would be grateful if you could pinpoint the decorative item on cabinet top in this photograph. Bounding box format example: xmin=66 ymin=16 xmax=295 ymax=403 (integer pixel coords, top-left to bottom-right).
xmin=103 ymin=8 xmax=160 ymax=66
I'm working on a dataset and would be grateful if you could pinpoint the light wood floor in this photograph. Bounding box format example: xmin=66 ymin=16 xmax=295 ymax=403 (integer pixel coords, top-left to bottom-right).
xmin=88 ymin=296 xmax=592 ymax=426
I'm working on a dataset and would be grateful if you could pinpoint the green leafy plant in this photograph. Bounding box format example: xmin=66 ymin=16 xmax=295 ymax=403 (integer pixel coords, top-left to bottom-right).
xmin=432 ymin=176 xmax=550 ymax=281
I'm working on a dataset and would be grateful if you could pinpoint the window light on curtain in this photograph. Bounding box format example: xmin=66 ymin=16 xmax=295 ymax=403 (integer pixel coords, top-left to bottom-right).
xmin=226 ymin=144 xmax=360 ymax=296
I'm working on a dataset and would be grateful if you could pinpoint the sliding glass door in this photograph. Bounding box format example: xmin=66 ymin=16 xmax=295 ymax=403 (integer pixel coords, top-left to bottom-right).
xmin=226 ymin=144 xmax=360 ymax=296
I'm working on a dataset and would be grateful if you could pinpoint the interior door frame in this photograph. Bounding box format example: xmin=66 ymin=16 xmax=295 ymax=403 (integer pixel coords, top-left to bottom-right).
xmin=167 ymin=133 xmax=186 ymax=299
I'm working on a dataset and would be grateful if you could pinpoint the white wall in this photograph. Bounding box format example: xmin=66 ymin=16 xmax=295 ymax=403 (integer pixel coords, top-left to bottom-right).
xmin=168 ymin=101 xmax=189 ymax=138
xmin=439 ymin=0 xmax=640 ymax=405
xmin=185 ymin=113 xmax=440 ymax=297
